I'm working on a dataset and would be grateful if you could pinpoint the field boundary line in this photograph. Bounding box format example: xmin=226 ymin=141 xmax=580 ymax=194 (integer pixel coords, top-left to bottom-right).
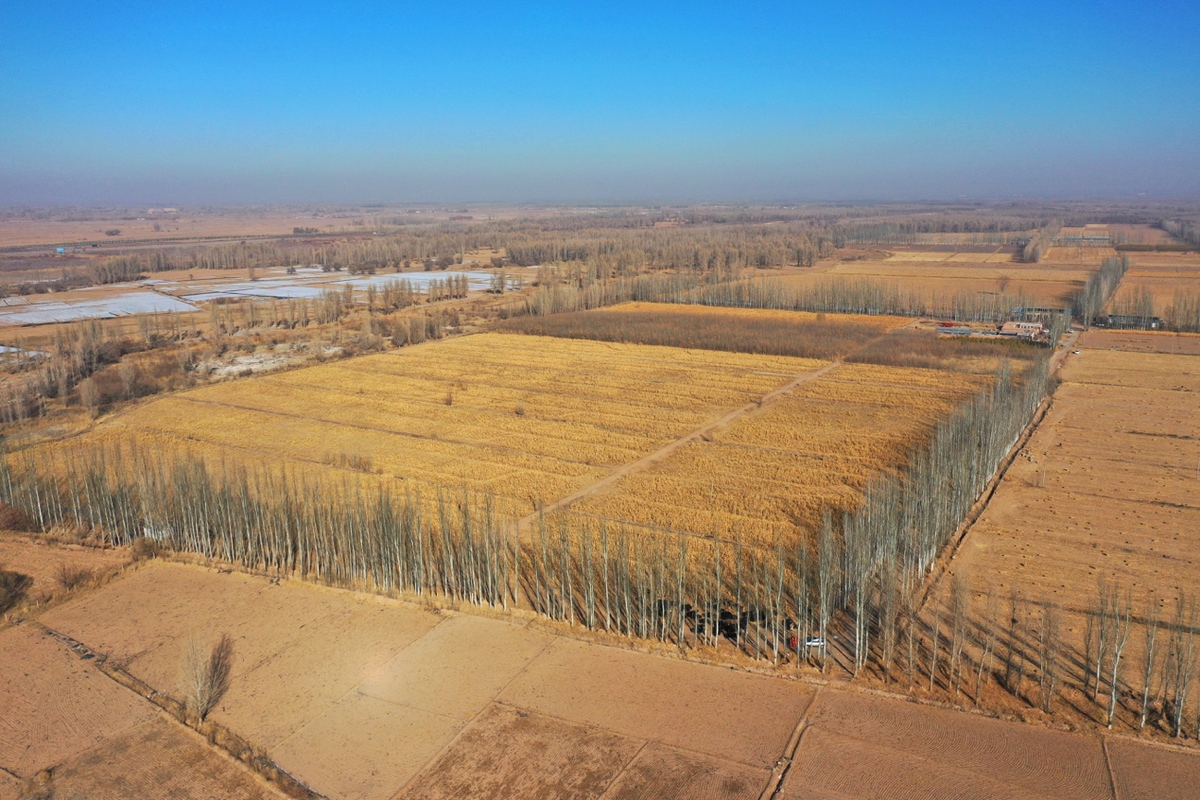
xmin=516 ymin=361 xmax=841 ymax=531
xmin=594 ymin=740 xmax=650 ymax=800
xmin=488 ymin=697 xmax=772 ymax=773
xmin=913 ymin=331 xmax=1079 ymax=612
xmin=20 ymin=619 xmax=327 ymax=799
xmin=1102 ymin=736 xmax=1121 ymax=800
xmin=267 ymin=613 xmax=455 ymax=753
xmin=384 ymin=635 xmax=558 ymax=800
xmin=759 ymin=687 xmax=814 ymax=800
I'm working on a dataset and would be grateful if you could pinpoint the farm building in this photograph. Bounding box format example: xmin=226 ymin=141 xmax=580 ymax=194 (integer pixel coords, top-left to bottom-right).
xmin=999 ymin=321 xmax=1045 ymax=339
xmin=1101 ymin=314 xmax=1164 ymax=330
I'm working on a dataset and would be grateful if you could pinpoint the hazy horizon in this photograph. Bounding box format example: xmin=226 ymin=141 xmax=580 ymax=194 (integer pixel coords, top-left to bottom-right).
xmin=3 ymin=1 xmax=1197 ymax=206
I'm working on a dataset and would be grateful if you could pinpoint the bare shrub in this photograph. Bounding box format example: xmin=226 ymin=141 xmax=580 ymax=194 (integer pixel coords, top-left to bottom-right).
xmin=55 ymin=563 xmax=94 ymax=591
xmin=182 ymin=633 xmax=234 ymax=720
xmin=0 ymin=567 xmax=32 ymax=613
xmin=0 ymin=501 xmax=35 ymax=532
xmin=130 ymin=536 xmax=165 ymax=560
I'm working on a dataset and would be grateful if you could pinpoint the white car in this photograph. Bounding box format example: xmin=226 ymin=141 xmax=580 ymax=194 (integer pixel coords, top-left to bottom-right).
xmin=804 ymin=636 xmax=826 ymax=648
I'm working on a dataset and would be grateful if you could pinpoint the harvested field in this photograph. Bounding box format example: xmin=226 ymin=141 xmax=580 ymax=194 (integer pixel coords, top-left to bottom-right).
xmin=576 ymin=363 xmax=987 ymax=545
xmin=401 ymin=704 xmax=641 ymax=800
xmin=847 ymin=326 xmax=1040 ymax=373
xmin=51 ymin=332 xmax=826 ymax=519
xmin=36 ymin=561 xmax=801 ymax=799
xmin=1077 ymin=328 xmax=1200 ymax=355
xmin=777 ymin=253 xmax=1089 ymax=307
xmin=600 ymin=743 xmax=767 ymax=800
xmin=0 ymin=625 xmax=152 ymax=778
xmin=949 ymin=346 xmax=1200 ymax=612
xmin=43 ymin=717 xmax=286 ymax=800
xmin=41 ymin=563 xmax=443 ymax=750
xmin=780 ymin=690 xmax=1113 ymax=799
xmin=1106 ymin=739 xmax=1200 ymax=800
xmin=498 ymin=636 xmax=813 ymax=767
xmin=496 ymin=301 xmax=910 ymax=360
xmin=1107 ymin=251 xmax=1200 ymax=328
xmin=29 ymin=559 xmax=1194 ymax=799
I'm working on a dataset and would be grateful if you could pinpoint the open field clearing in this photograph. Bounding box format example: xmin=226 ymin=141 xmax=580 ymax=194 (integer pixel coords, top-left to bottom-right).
xmin=30 ymin=716 xmax=287 ymax=800
xmin=950 ymin=344 xmax=1200 ymax=613
xmin=1044 ymin=246 xmax=1119 ymax=263
xmin=49 ymin=332 xmax=826 ymax=518
xmin=27 ymin=559 xmax=1196 ymax=799
xmin=575 ymin=363 xmax=988 ymax=546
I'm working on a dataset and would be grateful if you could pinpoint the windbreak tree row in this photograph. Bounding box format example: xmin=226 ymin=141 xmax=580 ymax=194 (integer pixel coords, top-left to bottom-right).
xmin=0 ymin=359 xmax=1053 ymax=689
xmin=674 ymin=276 xmax=1072 ymax=331
xmin=1075 ymin=255 xmax=1130 ymax=325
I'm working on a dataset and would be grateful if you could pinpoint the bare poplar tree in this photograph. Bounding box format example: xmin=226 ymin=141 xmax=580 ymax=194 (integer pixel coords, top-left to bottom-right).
xmin=1107 ymin=588 xmax=1133 ymax=728
xmin=1038 ymin=599 xmax=1061 ymax=714
xmin=1092 ymin=577 xmax=1114 ymax=703
xmin=1164 ymin=595 xmax=1197 ymax=738
xmin=1141 ymin=594 xmax=1160 ymax=729
xmin=928 ymin=584 xmax=943 ymax=692
xmin=973 ymin=589 xmax=999 ymax=705
xmin=181 ymin=633 xmax=234 ymax=721
xmin=816 ymin=513 xmax=836 ymax=672
xmin=1003 ymin=589 xmax=1023 ymax=699
xmin=949 ymin=573 xmax=970 ymax=697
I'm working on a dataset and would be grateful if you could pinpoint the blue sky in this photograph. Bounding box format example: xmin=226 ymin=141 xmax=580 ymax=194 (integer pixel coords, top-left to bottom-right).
xmin=2 ymin=1 xmax=1197 ymax=204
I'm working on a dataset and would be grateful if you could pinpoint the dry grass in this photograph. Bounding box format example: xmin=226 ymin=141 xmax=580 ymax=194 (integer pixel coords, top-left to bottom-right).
xmin=577 ymin=364 xmax=987 ymax=547
xmin=848 ymin=327 xmax=1039 ymax=372
xmin=0 ymin=566 xmax=31 ymax=613
xmin=42 ymin=333 xmax=827 ymax=519
xmin=54 ymin=562 xmax=94 ymax=591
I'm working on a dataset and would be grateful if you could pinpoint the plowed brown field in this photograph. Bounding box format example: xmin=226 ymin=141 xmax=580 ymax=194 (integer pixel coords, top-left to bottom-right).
xmin=31 ymin=561 xmax=1193 ymax=800
xmin=950 ymin=344 xmax=1200 ymax=610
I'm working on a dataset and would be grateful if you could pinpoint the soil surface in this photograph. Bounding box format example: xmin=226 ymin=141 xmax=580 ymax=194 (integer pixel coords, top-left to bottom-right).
xmin=25 ymin=561 xmax=1200 ymax=799
xmin=0 ymin=533 xmax=128 ymax=600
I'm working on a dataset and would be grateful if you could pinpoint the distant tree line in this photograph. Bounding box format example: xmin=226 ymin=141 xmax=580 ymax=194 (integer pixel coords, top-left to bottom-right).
xmin=1021 ymin=223 xmax=1061 ymax=263
xmin=1161 ymin=218 xmax=1200 ymax=247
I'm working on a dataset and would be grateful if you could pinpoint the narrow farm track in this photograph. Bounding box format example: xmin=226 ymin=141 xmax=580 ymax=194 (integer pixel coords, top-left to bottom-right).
xmin=516 ymin=361 xmax=842 ymax=532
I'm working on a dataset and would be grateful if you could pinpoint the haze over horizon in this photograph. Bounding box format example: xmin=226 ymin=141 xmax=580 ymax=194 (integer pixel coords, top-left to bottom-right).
xmin=3 ymin=0 xmax=1197 ymax=206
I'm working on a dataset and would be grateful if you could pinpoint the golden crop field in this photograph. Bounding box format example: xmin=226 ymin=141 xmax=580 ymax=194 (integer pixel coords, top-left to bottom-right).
xmin=60 ymin=333 xmax=828 ymax=519
xmin=775 ymin=253 xmax=1091 ymax=307
xmin=574 ymin=364 xmax=988 ymax=547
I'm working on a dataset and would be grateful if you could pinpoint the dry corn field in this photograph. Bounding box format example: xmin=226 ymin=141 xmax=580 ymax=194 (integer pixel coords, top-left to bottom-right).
xmin=60 ymin=333 xmax=829 ymax=519
xmin=574 ymin=363 xmax=989 ymax=547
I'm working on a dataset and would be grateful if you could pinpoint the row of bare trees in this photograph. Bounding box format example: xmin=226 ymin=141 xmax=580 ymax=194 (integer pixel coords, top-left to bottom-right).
xmin=680 ymin=275 xmax=1071 ymax=331
xmin=0 ymin=357 xmax=1049 ymax=662
xmin=1075 ymin=255 xmax=1130 ymax=325
xmin=1022 ymin=223 xmax=1061 ymax=262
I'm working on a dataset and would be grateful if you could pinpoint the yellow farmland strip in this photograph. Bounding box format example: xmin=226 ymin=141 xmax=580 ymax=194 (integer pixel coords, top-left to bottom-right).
xmin=580 ymin=363 xmax=982 ymax=548
xmin=45 ymin=332 xmax=831 ymax=524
